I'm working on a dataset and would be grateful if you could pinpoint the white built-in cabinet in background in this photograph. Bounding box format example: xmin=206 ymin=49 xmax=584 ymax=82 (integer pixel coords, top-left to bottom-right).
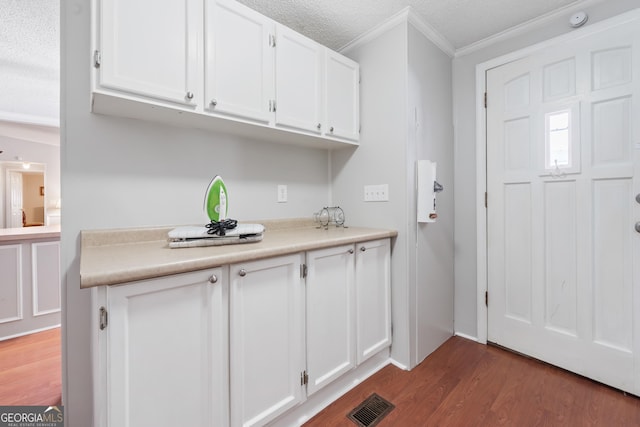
xmin=0 ymin=240 xmax=61 ymax=340
xmin=92 ymin=0 xmax=359 ymax=147
xmin=95 ymin=238 xmax=390 ymax=427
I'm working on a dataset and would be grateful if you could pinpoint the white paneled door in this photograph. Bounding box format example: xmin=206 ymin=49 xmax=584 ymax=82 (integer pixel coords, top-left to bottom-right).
xmin=487 ymin=19 xmax=640 ymax=395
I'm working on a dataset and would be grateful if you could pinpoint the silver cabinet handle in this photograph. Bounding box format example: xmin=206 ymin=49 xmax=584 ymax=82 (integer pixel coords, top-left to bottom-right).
xmin=210 ymin=99 xmax=217 ymax=107
xmin=635 ymin=222 xmax=640 ymax=233
xmin=209 ymin=274 xmax=218 ymax=284
xmin=239 ymin=269 xmax=247 ymax=277
xmin=360 ymin=246 xmax=366 ymax=252
xmin=330 ymin=126 xmax=334 ymax=133
xmin=186 ymin=91 xmax=194 ymax=100
xmin=636 ymin=193 xmax=640 ymax=204
xmin=317 ymin=123 xmax=322 ymax=130
xmin=348 ymin=248 xmax=354 ymax=254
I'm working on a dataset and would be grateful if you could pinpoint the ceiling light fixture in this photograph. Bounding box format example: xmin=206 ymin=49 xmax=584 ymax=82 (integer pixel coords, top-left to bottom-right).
xmin=569 ymin=11 xmax=588 ymax=28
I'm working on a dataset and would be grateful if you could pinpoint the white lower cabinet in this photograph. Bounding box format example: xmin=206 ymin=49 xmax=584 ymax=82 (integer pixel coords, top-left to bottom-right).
xmin=100 ymin=268 xmax=228 ymax=427
xmin=305 ymin=244 xmax=356 ymax=396
xmin=98 ymin=238 xmax=391 ymax=427
xmin=355 ymin=239 xmax=392 ymax=364
xmin=229 ymin=254 xmax=306 ymax=427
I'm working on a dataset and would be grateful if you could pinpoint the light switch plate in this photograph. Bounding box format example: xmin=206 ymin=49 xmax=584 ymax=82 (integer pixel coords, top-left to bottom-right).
xmin=277 ymin=185 xmax=287 ymax=203
xmin=364 ymin=184 xmax=389 ymax=202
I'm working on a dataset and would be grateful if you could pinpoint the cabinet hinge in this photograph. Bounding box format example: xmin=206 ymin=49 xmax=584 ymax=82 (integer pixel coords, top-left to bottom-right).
xmin=485 ymin=291 xmax=488 ymax=307
xmin=300 ymin=370 xmax=308 ymax=386
xmin=99 ymin=306 xmax=108 ymax=330
xmin=300 ymin=263 xmax=307 ymax=279
xmin=484 ymin=92 xmax=487 ymax=109
xmin=93 ymin=50 xmax=101 ymax=68
xmin=484 ymin=192 xmax=488 ymax=208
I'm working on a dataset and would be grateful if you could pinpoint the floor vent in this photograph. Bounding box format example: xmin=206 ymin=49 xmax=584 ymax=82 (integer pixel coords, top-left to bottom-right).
xmin=347 ymin=393 xmax=395 ymax=427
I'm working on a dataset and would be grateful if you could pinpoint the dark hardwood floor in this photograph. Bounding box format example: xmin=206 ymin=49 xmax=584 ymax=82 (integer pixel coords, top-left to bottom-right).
xmin=0 ymin=328 xmax=62 ymax=406
xmin=305 ymin=336 xmax=640 ymax=426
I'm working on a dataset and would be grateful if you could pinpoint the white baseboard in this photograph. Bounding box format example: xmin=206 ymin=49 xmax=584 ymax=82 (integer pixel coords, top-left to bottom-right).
xmin=454 ymin=331 xmax=480 ymax=342
xmin=0 ymin=324 xmax=61 ymax=342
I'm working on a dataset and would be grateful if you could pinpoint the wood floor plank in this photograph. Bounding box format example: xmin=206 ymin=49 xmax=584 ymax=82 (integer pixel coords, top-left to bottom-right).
xmin=0 ymin=328 xmax=62 ymax=406
xmin=304 ymin=337 xmax=640 ymax=426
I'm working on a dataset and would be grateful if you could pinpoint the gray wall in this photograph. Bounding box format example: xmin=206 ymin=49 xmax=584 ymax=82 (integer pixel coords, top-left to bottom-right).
xmin=332 ymin=22 xmax=412 ymax=367
xmin=62 ymin=1 xmax=329 ymax=425
xmin=334 ymin=18 xmax=455 ymax=369
xmin=408 ymin=25 xmax=454 ymax=365
xmin=452 ymin=0 xmax=640 ymax=338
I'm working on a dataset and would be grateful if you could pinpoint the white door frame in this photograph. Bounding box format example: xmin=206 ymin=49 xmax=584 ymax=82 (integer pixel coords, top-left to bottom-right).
xmin=475 ymin=8 xmax=640 ymax=344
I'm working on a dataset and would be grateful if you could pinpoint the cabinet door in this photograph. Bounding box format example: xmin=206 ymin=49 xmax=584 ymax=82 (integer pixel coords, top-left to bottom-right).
xmin=98 ymin=0 xmax=200 ymax=107
xmin=205 ymin=0 xmax=274 ymax=123
xmin=306 ymin=244 xmax=356 ymax=395
xmin=355 ymin=239 xmax=391 ymax=364
xmin=325 ymin=49 xmax=360 ymax=141
xmin=105 ymin=268 xmax=228 ymax=427
xmin=274 ymin=25 xmax=323 ymax=133
xmin=230 ymin=254 xmax=305 ymax=427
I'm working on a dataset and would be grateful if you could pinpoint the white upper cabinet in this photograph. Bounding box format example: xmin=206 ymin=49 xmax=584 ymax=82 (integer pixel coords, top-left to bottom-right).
xmin=274 ymin=25 xmax=323 ymax=133
xmin=204 ymin=0 xmax=274 ymax=123
xmin=96 ymin=0 xmax=200 ymax=107
xmin=325 ymin=50 xmax=360 ymax=141
xmin=93 ymin=0 xmax=359 ymax=147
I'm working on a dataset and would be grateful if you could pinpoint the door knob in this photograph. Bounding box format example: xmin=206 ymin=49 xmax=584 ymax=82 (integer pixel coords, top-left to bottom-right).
xmin=239 ymin=269 xmax=247 ymax=277
xmin=636 ymin=222 xmax=640 ymax=233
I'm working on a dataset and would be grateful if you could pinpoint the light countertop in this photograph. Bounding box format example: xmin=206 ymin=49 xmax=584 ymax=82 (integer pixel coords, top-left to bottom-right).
xmin=0 ymin=225 xmax=61 ymax=243
xmin=80 ymin=219 xmax=397 ymax=288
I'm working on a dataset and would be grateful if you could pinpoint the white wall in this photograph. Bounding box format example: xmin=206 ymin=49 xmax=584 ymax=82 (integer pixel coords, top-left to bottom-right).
xmin=452 ymin=0 xmax=640 ymax=339
xmin=62 ymin=1 xmax=330 ymax=425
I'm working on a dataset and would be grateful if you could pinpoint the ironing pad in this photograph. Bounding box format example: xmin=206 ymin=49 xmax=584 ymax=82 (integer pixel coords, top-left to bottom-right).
xmin=168 ymin=224 xmax=265 ymax=249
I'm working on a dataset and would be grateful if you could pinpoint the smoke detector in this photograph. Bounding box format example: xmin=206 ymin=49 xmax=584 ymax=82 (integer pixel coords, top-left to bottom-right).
xmin=569 ymin=11 xmax=588 ymax=28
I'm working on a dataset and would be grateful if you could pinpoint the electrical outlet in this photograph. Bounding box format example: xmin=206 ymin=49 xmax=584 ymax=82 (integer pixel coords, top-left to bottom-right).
xmin=364 ymin=184 xmax=389 ymax=202
xmin=277 ymin=185 xmax=287 ymax=203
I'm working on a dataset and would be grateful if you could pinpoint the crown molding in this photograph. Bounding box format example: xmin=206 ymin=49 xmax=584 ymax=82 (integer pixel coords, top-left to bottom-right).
xmin=339 ymin=6 xmax=455 ymax=58
xmin=455 ymin=0 xmax=611 ymax=57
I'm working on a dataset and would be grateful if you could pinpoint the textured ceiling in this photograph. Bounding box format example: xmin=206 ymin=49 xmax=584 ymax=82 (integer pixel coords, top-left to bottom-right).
xmin=237 ymin=0 xmax=599 ymax=50
xmin=0 ymin=0 xmax=59 ymax=126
